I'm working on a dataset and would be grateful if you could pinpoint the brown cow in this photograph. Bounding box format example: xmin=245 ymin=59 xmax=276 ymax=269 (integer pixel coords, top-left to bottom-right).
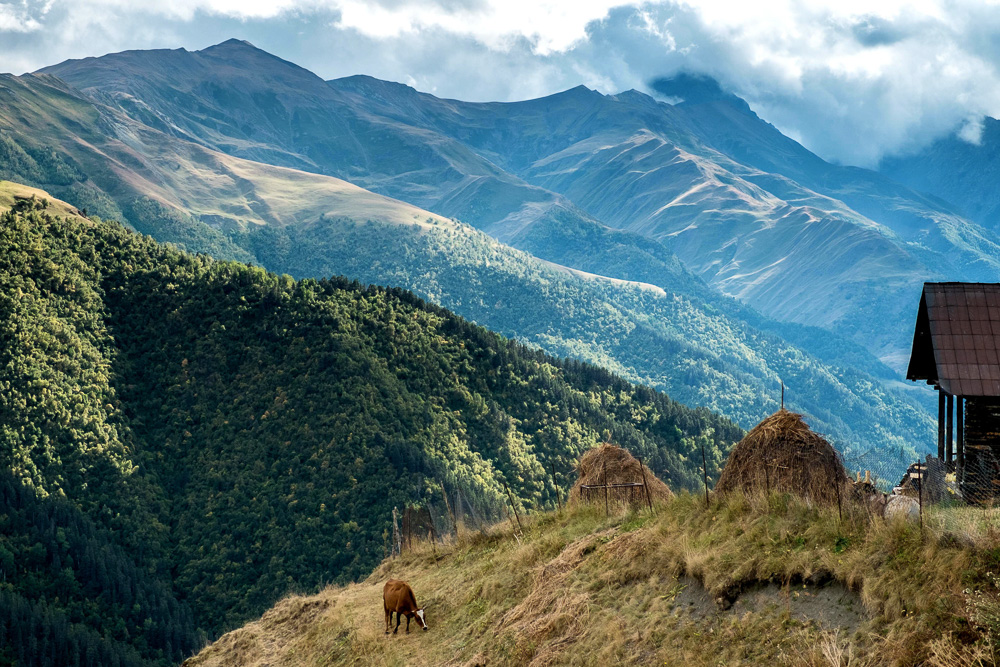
xmin=383 ymin=579 xmax=428 ymax=634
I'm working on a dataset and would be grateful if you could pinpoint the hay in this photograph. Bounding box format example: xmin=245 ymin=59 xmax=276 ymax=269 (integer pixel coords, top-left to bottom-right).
xmin=715 ymin=409 xmax=849 ymax=505
xmin=569 ymin=443 xmax=673 ymax=507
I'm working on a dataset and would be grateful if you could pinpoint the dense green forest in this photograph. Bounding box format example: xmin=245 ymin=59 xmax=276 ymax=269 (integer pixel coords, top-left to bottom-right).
xmin=234 ymin=215 xmax=934 ymax=460
xmin=0 ymin=197 xmax=743 ymax=663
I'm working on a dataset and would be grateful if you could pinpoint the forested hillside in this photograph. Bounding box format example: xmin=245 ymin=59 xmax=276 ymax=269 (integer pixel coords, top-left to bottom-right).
xmin=232 ymin=212 xmax=935 ymax=461
xmin=0 ymin=191 xmax=743 ymax=664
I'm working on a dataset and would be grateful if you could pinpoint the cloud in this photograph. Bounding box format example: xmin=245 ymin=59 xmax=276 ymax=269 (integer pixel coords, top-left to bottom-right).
xmin=0 ymin=2 xmax=43 ymax=32
xmin=3 ymin=0 xmax=1000 ymax=165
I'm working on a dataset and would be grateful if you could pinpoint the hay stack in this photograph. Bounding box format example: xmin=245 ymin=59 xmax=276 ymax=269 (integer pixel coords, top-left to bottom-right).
xmin=715 ymin=409 xmax=849 ymax=505
xmin=570 ymin=443 xmax=673 ymax=507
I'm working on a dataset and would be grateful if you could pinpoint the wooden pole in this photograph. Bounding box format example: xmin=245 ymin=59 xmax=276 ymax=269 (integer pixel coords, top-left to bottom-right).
xmin=918 ymin=461 xmax=924 ymax=534
xmin=947 ymin=394 xmax=955 ymax=465
xmin=957 ymin=396 xmax=965 ymax=475
xmin=603 ymin=461 xmax=610 ymax=516
xmin=427 ymin=504 xmax=441 ymax=546
xmin=441 ymin=484 xmax=457 ymax=537
xmin=500 ymin=497 xmax=518 ymax=540
xmin=550 ymin=461 xmax=563 ymax=511
xmin=392 ymin=506 xmax=401 ymax=557
xmin=502 ymin=481 xmax=523 ymax=533
xmin=938 ymin=390 xmax=946 ymax=461
xmin=637 ymin=456 xmax=654 ymax=513
xmin=780 ymin=380 xmax=784 ymax=410
xmin=834 ymin=477 xmax=842 ymax=525
xmin=406 ymin=507 xmax=412 ymax=552
xmin=701 ymin=437 xmax=710 ymax=509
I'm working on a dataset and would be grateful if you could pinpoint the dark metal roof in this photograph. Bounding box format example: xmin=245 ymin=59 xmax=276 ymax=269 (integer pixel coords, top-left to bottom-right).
xmin=907 ymin=283 xmax=1000 ymax=396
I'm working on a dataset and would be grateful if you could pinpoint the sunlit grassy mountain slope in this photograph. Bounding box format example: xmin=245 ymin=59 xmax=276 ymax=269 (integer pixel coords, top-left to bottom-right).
xmin=327 ymin=73 xmax=1000 ymax=368
xmin=38 ymin=39 xmax=609 ymax=262
xmin=0 ymin=59 xmax=934 ymax=458
xmin=1 ymin=189 xmax=746 ymax=661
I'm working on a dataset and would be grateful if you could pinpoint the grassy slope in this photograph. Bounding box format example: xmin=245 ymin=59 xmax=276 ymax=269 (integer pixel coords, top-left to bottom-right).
xmin=184 ymin=493 xmax=1000 ymax=666
xmin=0 ymin=181 xmax=89 ymax=220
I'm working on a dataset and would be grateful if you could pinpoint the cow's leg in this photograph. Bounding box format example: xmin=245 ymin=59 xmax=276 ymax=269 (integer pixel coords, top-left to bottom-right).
xmin=406 ymin=615 xmax=411 ymax=633
xmin=393 ymin=612 xmax=400 ymax=634
xmin=384 ymin=608 xmax=390 ymax=634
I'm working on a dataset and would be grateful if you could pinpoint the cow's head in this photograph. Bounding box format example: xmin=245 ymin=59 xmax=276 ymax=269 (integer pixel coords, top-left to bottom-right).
xmin=416 ymin=606 xmax=428 ymax=631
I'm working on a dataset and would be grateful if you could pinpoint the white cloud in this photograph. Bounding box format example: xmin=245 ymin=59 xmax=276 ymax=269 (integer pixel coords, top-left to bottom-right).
xmin=959 ymin=116 xmax=985 ymax=145
xmin=0 ymin=2 xmax=43 ymax=31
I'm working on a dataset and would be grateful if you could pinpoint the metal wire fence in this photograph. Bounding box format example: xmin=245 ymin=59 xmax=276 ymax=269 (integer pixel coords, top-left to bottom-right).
xmin=841 ymin=443 xmax=1000 ymax=508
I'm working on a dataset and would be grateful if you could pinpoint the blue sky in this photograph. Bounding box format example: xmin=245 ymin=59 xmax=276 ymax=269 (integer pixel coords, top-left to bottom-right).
xmin=3 ymin=0 xmax=1000 ymax=166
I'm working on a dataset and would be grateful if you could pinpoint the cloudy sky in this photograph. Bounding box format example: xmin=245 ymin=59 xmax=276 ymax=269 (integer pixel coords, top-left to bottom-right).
xmin=2 ymin=0 xmax=999 ymax=166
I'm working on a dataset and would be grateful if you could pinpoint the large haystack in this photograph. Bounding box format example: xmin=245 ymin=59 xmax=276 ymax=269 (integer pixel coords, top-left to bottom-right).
xmin=570 ymin=443 xmax=673 ymax=507
xmin=715 ymin=409 xmax=849 ymax=505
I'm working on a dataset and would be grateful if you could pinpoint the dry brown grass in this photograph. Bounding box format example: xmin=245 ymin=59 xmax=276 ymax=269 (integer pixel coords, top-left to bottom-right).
xmin=0 ymin=180 xmax=91 ymax=221
xmin=183 ymin=491 xmax=1000 ymax=667
xmin=716 ymin=409 xmax=850 ymax=505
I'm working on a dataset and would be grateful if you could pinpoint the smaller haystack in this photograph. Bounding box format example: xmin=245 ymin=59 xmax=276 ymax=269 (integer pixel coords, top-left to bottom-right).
xmin=570 ymin=443 xmax=673 ymax=507
xmin=715 ymin=409 xmax=849 ymax=505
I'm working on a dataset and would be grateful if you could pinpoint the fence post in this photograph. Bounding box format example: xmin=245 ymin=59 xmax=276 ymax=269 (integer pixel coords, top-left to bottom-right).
xmin=392 ymin=506 xmax=401 ymax=557
xmin=442 ymin=484 xmax=457 ymax=538
xmin=701 ymin=437 xmax=710 ymax=509
xmin=638 ymin=455 xmax=654 ymax=513
xmin=427 ymin=503 xmax=441 ymax=552
xmin=834 ymin=477 xmax=842 ymax=525
xmin=503 ymin=481 xmax=524 ymax=534
xmin=551 ymin=461 xmax=563 ymax=511
xmin=402 ymin=507 xmax=411 ymax=552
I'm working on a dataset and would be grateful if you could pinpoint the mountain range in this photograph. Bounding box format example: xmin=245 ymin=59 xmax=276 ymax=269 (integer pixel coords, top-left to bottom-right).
xmin=38 ymin=41 xmax=1000 ymax=369
xmin=0 ymin=39 xmax=962 ymax=463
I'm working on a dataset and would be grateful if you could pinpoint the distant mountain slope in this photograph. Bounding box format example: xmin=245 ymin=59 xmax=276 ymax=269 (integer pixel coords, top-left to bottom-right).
xmin=879 ymin=116 xmax=1000 ymax=232
xmin=0 ymin=65 xmax=931 ymax=459
xmin=1 ymin=190 xmax=744 ymax=657
xmin=328 ymin=73 xmax=1000 ymax=366
xmin=38 ymin=40 xmax=621 ymax=271
xmin=43 ymin=42 xmax=1000 ymax=370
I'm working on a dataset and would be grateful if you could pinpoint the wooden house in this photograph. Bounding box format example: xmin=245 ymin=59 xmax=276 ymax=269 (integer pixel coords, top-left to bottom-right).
xmin=907 ymin=283 xmax=1000 ymax=495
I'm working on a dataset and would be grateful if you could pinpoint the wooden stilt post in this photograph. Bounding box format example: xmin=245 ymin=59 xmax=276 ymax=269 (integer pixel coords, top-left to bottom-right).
xmin=918 ymin=461 xmax=924 ymax=534
xmin=638 ymin=456 xmax=654 ymax=513
xmin=947 ymin=394 xmax=955 ymax=465
xmin=938 ymin=390 xmax=946 ymax=461
xmin=603 ymin=462 xmax=610 ymax=516
xmin=957 ymin=396 xmax=965 ymax=475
